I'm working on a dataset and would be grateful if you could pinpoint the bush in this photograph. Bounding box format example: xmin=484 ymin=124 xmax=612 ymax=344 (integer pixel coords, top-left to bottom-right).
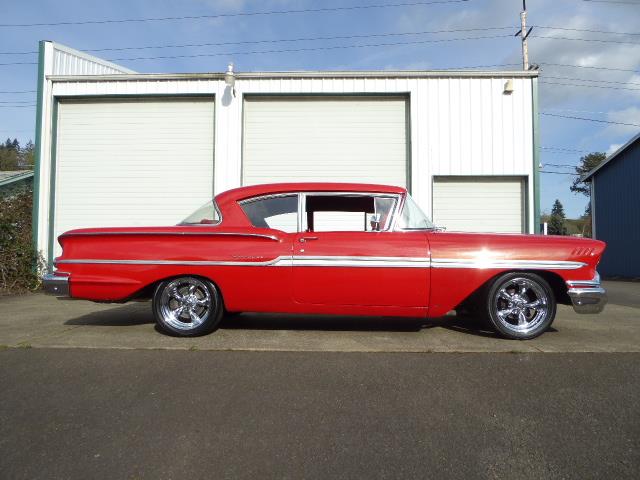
xmin=0 ymin=188 xmax=43 ymax=294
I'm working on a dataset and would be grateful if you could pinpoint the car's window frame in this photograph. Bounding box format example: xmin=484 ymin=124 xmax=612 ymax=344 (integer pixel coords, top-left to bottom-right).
xmin=179 ymin=200 xmax=223 ymax=226
xmin=238 ymin=193 xmax=301 ymax=232
xmin=238 ymin=191 xmax=402 ymax=233
xmin=393 ymin=193 xmax=436 ymax=231
xmin=300 ymin=192 xmax=401 ymax=233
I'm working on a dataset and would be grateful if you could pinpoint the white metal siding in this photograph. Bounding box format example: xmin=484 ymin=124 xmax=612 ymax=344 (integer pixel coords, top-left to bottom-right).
xmin=432 ymin=177 xmax=525 ymax=233
xmin=52 ymin=98 xmax=214 ymax=255
xmin=38 ymin=67 xmax=536 ymax=263
xmin=242 ymin=96 xmax=407 ymax=186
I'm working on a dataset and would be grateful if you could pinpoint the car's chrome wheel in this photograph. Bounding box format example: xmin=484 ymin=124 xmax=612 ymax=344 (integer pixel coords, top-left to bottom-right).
xmin=486 ymin=273 xmax=556 ymax=340
xmin=153 ymin=276 xmax=223 ymax=336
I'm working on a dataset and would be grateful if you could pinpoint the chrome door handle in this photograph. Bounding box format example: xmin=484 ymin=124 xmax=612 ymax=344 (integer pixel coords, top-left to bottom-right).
xmin=298 ymin=236 xmax=319 ymax=243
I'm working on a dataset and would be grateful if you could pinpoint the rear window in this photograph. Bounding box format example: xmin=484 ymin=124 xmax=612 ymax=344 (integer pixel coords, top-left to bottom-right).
xmin=240 ymin=195 xmax=298 ymax=233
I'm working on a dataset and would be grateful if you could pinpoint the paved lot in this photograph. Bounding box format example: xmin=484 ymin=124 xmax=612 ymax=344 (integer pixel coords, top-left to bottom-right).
xmin=1 ymin=349 xmax=638 ymax=480
xmin=0 ymin=281 xmax=638 ymax=352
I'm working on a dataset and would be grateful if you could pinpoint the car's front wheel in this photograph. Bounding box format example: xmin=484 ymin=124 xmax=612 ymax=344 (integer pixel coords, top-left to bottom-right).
xmin=485 ymin=272 xmax=556 ymax=340
xmin=153 ymin=276 xmax=223 ymax=336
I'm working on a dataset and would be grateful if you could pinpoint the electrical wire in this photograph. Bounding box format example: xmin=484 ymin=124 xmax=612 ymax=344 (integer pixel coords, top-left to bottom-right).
xmin=540 ymin=170 xmax=580 ymax=175
xmin=541 ymin=112 xmax=640 ymax=127
xmin=0 ymin=1 xmax=470 ymax=28
xmin=542 ymin=62 xmax=639 ymax=73
xmin=540 ymin=80 xmax=640 ymax=91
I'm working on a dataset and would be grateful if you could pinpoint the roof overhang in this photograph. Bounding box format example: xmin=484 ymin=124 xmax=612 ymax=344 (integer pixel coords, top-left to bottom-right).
xmin=47 ymin=69 xmax=539 ymax=83
xmin=583 ymin=130 xmax=640 ymax=181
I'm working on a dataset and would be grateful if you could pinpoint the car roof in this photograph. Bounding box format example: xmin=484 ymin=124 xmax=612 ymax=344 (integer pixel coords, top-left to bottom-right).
xmin=216 ymin=182 xmax=406 ymax=203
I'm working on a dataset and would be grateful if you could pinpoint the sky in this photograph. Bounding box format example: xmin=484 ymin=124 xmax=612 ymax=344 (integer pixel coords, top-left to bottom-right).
xmin=1 ymin=0 xmax=639 ymax=218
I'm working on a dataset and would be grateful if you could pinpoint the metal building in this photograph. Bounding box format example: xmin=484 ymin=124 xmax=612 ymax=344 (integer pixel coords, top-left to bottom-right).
xmin=34 ymin=41 xmax=541 ymax=266
xmin=584 ymin=132 xmax=640 ymax=278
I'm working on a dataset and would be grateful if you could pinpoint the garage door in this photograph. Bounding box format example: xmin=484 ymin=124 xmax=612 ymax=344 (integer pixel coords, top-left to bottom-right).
xmin=53 ymin=98 xmax=214 ymax=256
xmin=432 ymin=177 xmax=525 ymax=233
xmin=242 ymin=96 xmax=407 ymax=187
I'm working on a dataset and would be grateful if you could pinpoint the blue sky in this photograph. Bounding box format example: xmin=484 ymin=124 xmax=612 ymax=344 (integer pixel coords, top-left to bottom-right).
xmin=1 ymin=0 xmax=639 ymax=218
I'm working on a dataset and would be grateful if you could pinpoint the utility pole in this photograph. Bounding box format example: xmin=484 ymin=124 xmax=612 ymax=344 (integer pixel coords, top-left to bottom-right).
xmin=519 ymin=0 xmax=531 ymax=70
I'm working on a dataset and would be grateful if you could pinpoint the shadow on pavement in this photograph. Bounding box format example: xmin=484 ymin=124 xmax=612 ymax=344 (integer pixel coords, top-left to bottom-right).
xmin=64 ymin=303 xmax=154 ymax=327
xmin=63 ymin=302 xmax=505 ymax=338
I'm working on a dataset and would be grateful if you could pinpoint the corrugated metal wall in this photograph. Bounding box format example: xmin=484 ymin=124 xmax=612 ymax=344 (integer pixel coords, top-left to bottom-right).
xmin=593 ymin=139 xmax=640 ymax=277
xmin=38 ymin=68 xmax=536 ymax=262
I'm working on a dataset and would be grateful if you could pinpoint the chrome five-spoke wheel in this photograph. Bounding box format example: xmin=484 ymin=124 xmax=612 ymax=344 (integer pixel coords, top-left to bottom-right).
xmin=153 ymin=276 xmax=223 ymax=336
xmin=486 ymin=273 xmax=556 ymax=340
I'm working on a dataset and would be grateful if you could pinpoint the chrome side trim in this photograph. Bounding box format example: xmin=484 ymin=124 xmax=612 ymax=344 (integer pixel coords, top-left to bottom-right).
xmin=289 ymin=256 xmax=430 ymax=268
xmin=59 ymin=231 xmax=279 ymax=241
xmin=54 ymin=256 xmax=585 ymax=270
xmin=42 ymin=273 xmax=70 ymax=297
xmin=431 ymin=258 xmax=586 ymax=270
xmin=56 ymin=257 xmax=289 ymax=267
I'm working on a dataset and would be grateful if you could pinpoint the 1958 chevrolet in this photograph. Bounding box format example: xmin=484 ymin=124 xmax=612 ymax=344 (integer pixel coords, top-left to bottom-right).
xmin=43 ymin=183 xmax=607 ymax=340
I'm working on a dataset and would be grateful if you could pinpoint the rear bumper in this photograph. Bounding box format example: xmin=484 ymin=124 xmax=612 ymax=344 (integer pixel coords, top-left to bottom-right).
xmin=42 ymin=273 xmax=70 ymax=297
xmin=567 ymin=274 xmax=607 ymax=314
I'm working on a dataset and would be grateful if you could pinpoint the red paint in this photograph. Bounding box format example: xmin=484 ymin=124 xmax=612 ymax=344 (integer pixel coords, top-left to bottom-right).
xmin=54 ymin=183 xmax=606 ymax=318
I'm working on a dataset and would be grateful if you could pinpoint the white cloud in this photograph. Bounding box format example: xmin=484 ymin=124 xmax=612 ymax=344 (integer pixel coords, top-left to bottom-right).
xmin=606 ymin=143 xmax=622 ymax=155
xmin=604 ymin=106 xmax=640 ymax=137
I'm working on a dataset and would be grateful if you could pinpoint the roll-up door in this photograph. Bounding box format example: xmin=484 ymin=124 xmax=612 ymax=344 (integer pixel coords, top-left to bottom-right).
xmin=242 ymin=96 xmax=407 ymax=187
xmin=53 ymin=98 xmax=214 ymax=256
xmin=432 ymin=176 xmax=525 ymax=233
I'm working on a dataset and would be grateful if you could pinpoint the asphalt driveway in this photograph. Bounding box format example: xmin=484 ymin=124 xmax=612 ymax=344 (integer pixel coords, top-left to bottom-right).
xmin=0 ymin=281 xmax=638 ymax=352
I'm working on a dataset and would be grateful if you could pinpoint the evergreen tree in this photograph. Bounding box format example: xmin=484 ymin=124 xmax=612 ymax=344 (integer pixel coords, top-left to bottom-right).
xmin=548 ymin=199 xmax=567 ymax=235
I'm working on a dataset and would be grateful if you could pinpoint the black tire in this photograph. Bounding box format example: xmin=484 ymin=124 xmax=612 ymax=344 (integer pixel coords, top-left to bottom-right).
xmin=152 ymin=276 xmax=223 ymax=337
xmin=485 ymin=272 xmax=556 ymax=340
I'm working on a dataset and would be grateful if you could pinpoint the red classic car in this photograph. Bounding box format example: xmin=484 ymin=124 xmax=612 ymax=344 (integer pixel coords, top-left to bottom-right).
xmin=43 ymin=183 xmax=607 ymax=340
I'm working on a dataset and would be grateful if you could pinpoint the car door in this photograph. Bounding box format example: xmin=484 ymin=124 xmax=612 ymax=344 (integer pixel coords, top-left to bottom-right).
xmin=292 ymin=193 xmax=430 ymax=308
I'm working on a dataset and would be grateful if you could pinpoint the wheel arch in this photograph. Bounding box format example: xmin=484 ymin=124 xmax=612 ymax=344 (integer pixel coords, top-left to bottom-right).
xmin=131 ymin=273 xmax=228 ymax=308
xmin=457 ymin=269 xmax=570 ymax=310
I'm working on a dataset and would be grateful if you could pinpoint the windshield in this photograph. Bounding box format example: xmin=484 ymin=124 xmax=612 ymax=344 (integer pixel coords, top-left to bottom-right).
xmin=397 ymin=194 xmax=435 ymax=230
xmin=180 ymin=201 xmax=221 ymax=225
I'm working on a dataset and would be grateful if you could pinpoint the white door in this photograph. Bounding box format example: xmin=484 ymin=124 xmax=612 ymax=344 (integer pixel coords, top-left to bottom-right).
xmin=432 ymin=177 xmax=525 ymax=233
xmin=53 ymin=98 xmax=214 ymax=255
xmin=242 ymin=96 xmax=407 ymax=187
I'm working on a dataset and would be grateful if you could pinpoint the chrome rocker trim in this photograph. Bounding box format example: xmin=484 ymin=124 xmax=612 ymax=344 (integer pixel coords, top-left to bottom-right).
xmin=42 ymin=273 xmax=70 ymax=297
xmin=567 ymin=274 xmax=607 ymax=314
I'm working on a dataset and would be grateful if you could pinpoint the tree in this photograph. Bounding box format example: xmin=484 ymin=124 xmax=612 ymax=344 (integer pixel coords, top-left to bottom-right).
xmin=548 ymin=199 xmax=567 ymax=235
xmin=570 ymin=152 xmax=606 ymax=196
xmin=0 ymin=138 xmax=20 ymax=170
xmin=569 ymin=152 xmax=605 ymax=238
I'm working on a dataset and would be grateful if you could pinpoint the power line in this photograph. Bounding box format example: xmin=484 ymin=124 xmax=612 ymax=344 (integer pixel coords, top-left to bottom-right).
xmin=0 ymin=89 xmax=36 ymax=93
xmin=540 ymin=80 xmax=640 ymax=91
xmin=541 ymin=112 xmax=640 ymax=127
xmin=543 ymin=75 xmax=640 ymax=87
xmin=0 ymin=26 xmax=515 ymax=56
xmin=104 ymin=34 xmax=513 ymax=63
xmin=541 ymin=146 xmax=591 ymax=153
xmin=0 ymin=0 xmax=471 ymax=28
xmin=533 ymin=34 xmax=640 ymax=45
xmin=582 ymin=0 xmax=640 ymax=4
xmin=542 ymin=62 xmax=639 ymax=73
xmin=543 ymin=163 xmax=578 ymax=168
xmin=0 ymin=100 xmax=34 ymax=104
xmin=0 ymin=35 xmax=516 ymax=67
xmin=536 ymin=25 xmax=640 ymax=36
xmin=0 ymin=104 xmax=36 ymax=108
xmin=540 ymin=170 xmax=580 ymax=175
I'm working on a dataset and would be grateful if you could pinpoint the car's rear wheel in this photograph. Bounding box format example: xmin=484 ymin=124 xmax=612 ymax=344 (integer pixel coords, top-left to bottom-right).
xmin=485 ymin=272 xmax=556 ymax=340
xmin=153 ymin=276 xmax=223 ymax=336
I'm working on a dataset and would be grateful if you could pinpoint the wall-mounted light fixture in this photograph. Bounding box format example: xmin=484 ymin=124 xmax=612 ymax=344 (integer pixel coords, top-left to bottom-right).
xmin=224 ymin=63 xmax=236 ymax=97
xmin=503 ymin=79 xmax=514 ymax=95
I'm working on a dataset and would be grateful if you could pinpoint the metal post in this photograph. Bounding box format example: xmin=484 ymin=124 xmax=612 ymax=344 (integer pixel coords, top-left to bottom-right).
xmin=521 ymin=0 xmax=529 ymax=70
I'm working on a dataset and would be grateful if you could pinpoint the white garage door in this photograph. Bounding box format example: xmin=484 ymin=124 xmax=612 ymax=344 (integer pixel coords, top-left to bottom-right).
xmin=53 ymin=98 xmax=214 ymax=255
xmin=242 ymin=96 xmax=407 ymax=187
xmin=432 ymin=177 xmax=525 ymax=233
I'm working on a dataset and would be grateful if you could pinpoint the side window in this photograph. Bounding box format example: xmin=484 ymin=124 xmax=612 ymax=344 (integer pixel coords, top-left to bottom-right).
xmin=304 ymin=195 xmax=396 ymax=232
xmin=240 ymin=195 xmax=299 ymax=233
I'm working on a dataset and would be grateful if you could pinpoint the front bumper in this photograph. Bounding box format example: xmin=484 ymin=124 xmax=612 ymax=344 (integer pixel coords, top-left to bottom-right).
xmin=42 ymin=273 xmax=70 ymax=297
xmin=567 ymin=275 xmax=607 ymax=314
